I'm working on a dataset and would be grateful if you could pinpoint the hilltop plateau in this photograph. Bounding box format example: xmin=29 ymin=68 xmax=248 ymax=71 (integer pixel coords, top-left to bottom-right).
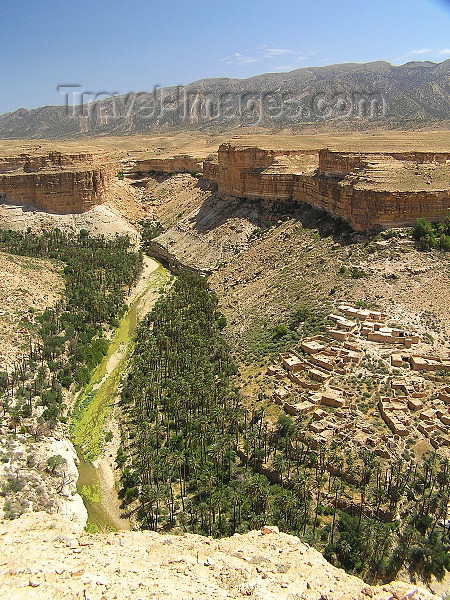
xmin=0 ymin=513 xmax=441 ymax=600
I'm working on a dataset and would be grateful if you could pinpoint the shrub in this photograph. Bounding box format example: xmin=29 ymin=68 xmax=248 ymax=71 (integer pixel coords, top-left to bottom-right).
xmin=218 ymin=315 xmax=227 ymax=330
xmin=412 ymin=217 xmax=433 ymax=240
xmin=439 ymin=234 xmax=450 ymax=251
xmin=412 ymin=214 xmax=450 ymax=252
xmin=116 ymin=446 xmax=127 ymax=468
xmin=419 ymin=233 xmax=436 ymax=250
xmin=46 ymin=454 xmax=67 ymax=475
xmin=351 ymin=267 xmax=367 ymax=279
xmin=272 ymin=324 xmax=288 ymax=339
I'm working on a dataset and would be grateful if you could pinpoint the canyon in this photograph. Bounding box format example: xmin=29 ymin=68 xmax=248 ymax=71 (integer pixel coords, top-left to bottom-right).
xmin=1 ymin=131 xmax=448 ymax=230
xmin=208 ymin=144 xmax=450 ymax=230
xmin=0 ymin=131 xmax=449 ymax=600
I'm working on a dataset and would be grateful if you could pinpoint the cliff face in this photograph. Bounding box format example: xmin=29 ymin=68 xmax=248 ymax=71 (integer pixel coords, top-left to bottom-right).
xmin=123 ymin=154 xmax=202 ymax=176
xmin=0 ymin=152 xmax=107 ymax=173
xmin=319 ymin=149 xmax=450 ymax=176
xmin=203 ymin=160 xmax=219 ymax=182
xmin=0 ymin=152 xmax=117 ymax=214
xmin=214 ymin=144 xmax=450 ymax=230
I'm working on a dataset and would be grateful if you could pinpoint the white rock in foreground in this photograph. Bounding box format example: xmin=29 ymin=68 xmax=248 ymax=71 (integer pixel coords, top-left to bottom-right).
xmin=0 ymin=512 xmax=440 ymax=600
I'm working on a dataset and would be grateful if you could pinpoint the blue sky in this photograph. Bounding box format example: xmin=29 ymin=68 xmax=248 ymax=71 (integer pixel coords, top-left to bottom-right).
xmin=0 ymin=0 xmax=449 ymax=115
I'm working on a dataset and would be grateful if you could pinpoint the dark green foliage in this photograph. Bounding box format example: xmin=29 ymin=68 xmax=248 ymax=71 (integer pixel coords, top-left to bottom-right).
xmin=272 ymin=324 xmax=289 ymax=339
xmin=289 ymin=304 xmax=330 ymax=335
xmin=0 ymin=229 xmax=142 ymax=429
xmin=119 ymin=270 xmax=248 ymax=535
xmin=325 ymin=513 xmax=365 ymax=571
xmin=139 ymin=220 xmax=164 ymax=253
xmin=351 ymin=267 xmax=368 ymax=279
xmin=412 ymin=213 xmax=450 ymax=251
xmin=46 ymin=454 xmax=67 ymax=474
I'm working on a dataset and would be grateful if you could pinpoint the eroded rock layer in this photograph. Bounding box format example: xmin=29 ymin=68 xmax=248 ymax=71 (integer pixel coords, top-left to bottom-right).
xmin=123 ymin=154 xmax=203 ymax=175
xmin=214 ymin=144 xmax=450 ymax=230
xmin=0 ymin=151 xmax=118 ymax=214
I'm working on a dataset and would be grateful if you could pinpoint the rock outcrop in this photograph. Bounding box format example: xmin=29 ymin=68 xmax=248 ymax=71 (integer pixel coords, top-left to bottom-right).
xmin=0 ymin=514 xmax=440 ymax=600
xmin=1 ymin=140 xmax=448 ymax=228
xmin=213 ymin=144 xmax=450 ymax=230
xmin=0 ymin=151 xmax=118 ymax=214
xmin=122 ymin=154 xmax=203 ymax=176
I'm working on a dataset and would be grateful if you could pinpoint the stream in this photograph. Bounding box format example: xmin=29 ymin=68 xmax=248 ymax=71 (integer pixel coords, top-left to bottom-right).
xmin=72 ymin=257 xmax=170 ymax=531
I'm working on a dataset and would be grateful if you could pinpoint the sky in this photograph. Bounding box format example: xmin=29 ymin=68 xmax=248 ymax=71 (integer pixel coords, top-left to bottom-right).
xmin=0 ymin=0 xmax=449 ymax=115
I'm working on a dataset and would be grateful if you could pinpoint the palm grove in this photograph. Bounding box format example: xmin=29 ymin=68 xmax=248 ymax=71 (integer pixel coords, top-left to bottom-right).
xmin=117 ymin=269 xmax=449 ymax=584
xmin=0 ymin=227 xmax=448 ymax=584
xmin=0 ymin=229 xmax=142 ymax=511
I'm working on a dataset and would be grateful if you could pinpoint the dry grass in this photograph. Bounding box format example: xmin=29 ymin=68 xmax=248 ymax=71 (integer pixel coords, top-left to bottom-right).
xmin=0 ymin=251 xmax=63 ymax=370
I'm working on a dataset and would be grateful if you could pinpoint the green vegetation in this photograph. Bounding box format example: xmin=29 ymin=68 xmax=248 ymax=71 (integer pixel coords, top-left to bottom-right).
xmin=46 ymin=454 xmax=67 ymax=474
xmin=0 ymin=229 xmax=142 ymax=432
xmin=289 ymin=303 xmax=331 ymax=335
xmin=79 ymin=482 xmax=101 ymax=504
xmin=116 ymin=271 xmax=450 ymax=583
xmin=351 ymin=267 xmax=368 ymax=278
xmin=71 ymin=265 xmax=169 ymax=461
xmin=139 ymin=219 xmax=164 ymax=253
xmin=118 ymin=270 xmax=245 ymax=533
xmin=248 ymin=303 xmax=331 ymax=359
xmin=412 ymin=213 xmax=450 ymax=251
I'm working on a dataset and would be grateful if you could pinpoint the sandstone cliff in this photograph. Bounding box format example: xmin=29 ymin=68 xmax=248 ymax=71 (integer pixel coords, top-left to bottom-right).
xmin=0 ymin=513 xmax=440 ymax=600
xmin=122 ymin=153 xmax=203 ymax=176
xmin=0 ymin=151 xmax=118 ymax=214
xmin=214 ymin=144 xmax=450 ymax=230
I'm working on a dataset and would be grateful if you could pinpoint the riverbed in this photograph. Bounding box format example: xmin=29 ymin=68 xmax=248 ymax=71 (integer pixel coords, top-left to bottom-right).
xmin=72 ymin=257 xmax=170 ymax=531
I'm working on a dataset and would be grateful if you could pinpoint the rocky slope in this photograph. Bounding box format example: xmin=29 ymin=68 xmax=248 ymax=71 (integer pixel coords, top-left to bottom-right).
xmin=0 ymin=251 xmax=63 ymax=370
xmin=112 ymin=170 xmax=449 ymax=354
xmin=0 ymin=514 xmax=440 ymax=600
xmin=0 ymin=60 xmax=449 ymax=138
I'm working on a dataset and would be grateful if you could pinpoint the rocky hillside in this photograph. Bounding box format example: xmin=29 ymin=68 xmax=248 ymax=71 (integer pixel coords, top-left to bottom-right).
xmin=0 ymin=61 xmax=449 ymax=138
xmin=0 ymin=513 xmax=440 ymax=600
xmin=122 ymin=171 xmax=449 ymax=356
xmin=0 ymin=251 xmax=63 ymax=371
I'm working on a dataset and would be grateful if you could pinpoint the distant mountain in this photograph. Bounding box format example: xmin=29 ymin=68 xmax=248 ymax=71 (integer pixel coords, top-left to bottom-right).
xmin=0 ymin=60 xmax=449 ymax=138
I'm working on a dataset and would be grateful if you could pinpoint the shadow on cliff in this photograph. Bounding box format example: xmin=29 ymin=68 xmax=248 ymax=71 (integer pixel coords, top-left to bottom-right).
xmin=190 ymin=184 xmax=358 ymax=245
xmin=189 ymin=192 xmax=268 ymax=234
xmin=288 ymin=200 xmax=358 ymax=245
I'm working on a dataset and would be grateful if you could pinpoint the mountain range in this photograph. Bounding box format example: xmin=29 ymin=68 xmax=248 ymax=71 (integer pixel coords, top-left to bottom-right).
xmin=0 ymin=60 xmax=449 ymax=138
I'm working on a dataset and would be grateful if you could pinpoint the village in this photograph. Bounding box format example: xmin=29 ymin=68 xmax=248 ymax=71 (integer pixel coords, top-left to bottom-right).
xmin=265 ymin=302 xmax=450 ymax=459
